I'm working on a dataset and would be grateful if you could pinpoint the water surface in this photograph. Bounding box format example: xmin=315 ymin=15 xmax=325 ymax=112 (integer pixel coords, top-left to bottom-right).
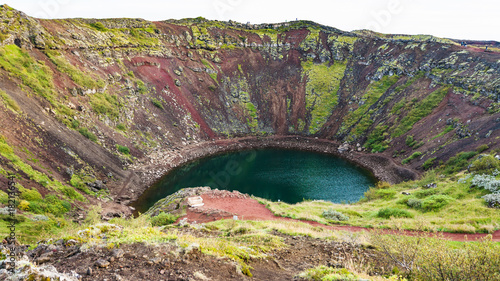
xmin=133 ymin=149 xmax=376 ymax=213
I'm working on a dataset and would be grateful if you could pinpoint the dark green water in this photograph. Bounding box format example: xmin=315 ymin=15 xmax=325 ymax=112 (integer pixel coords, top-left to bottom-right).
xmin=132 ymin=149 xmax=376 ymax=213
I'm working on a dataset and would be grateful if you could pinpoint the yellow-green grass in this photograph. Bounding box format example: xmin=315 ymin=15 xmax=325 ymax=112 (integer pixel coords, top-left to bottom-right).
xmin=258 ymin=171 xmax=500 ymax=234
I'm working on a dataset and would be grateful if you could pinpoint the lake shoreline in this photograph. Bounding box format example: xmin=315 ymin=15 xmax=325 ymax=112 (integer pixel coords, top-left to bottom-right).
xmin=121 ymin=136 xmax=419 ymax=214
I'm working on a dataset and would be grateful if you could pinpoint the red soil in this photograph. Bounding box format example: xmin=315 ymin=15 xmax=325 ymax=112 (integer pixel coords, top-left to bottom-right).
xmin=182 ymin=193 xmax=500 ymax=242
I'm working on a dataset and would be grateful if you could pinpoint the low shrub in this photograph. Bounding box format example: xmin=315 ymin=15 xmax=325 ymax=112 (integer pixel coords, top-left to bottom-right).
xmin=443 ymin=151 xmax=478 ymax=174
xmin=422 ymin=157 xmax=436 ymax=170
xmin=476 ymin=144 xmax=489 ymax=153
xmin=150 ymin=212 xmax=177 ymax=226
xmin=406 ymin=198 xmax=422 ymax=209
xmin=322 ymin=209 xmax=349 ymax=221
xmin=370 ymin=231 xmax=500 ymax=280
xmin=482 ymin=193 xmax=500 ymax=208
xmin=151 ymin=98 xmax=164 ymax=109
xmin=116 ymin=123 xmax=126 ymax=131
xmin=377 ymin=208 xmax=414 ymax=219
xmin=421 ymin=195 xmax=454 ymax=212
xmin=19 ymin=187 xmax=42 ymax=201
xmin=117 ymin=145 xmax=130 ymax=155
xmin=470 ymin=174 xmax=500 ymax=192
xmin=78 ymin=128 xmax=97 ymax=142
xmin=414 ymin=188 xmax=439 ymax=199
xmin=470 ymin=155 xmax=500 ymax=175
xmin=405 ymin=135 xmax=416 ymax=147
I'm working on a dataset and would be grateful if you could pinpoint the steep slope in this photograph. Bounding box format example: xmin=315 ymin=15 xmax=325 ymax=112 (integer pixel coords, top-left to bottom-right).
xmin=0 ymin=5 xmax=499 ymax=216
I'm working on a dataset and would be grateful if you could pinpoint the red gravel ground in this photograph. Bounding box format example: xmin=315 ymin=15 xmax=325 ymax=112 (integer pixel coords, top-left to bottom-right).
xmin=182 ymin=193 xmax=500 ymax=242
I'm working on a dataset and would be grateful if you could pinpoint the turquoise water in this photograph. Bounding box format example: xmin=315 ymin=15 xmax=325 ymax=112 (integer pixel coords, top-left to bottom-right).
xmin=133 ymin=149 xmax=376 ymax=213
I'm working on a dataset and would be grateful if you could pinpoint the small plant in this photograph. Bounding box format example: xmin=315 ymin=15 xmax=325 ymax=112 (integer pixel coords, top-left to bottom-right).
xmin=470 ymin=174 xmax=500 ymax=192
xmin=78 ymin=128 xmax=97 ymax=142
xmin=116 ymin=123 xmax=126 ymax=131
xmin=322 ymin=209 xmax=349 ymax=221
xmin=116 ymin=145 xmax=130 ymax=155
xmin=476 ymin=144 xmax=489 ymax=153
xmin=405 ymin=135 xmax=416 ymax=147
xmin=377 ymin=208 xmax=413 ymax=219
xmin=151 ymin=98 xmax=164 ymax=109
xmin=70 ymin=119 xmax=80 ymax=129
xmin=422 ymin=157 xmax=436 ymax=170
xmin=150 ymin=212 xmax=177 ymax=226
xmin=402 ymin=152 xmax=423 ymax=164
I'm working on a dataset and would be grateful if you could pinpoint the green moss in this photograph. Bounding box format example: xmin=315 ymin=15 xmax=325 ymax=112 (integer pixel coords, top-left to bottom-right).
xmin=78 ymin=128 xmax=98 ymax=142
xmin=341 ymin=75 xmax=399 ymax=138
xmin=402 ymin=152 xmax=423 ymax=164
xmin=364 ymin=124 xmax=389 ymax=152
xmin=70 ymin=174 xmax=92 ymax=194
xmin=0 ymin=45 xmax=55 ymax=103
xmin=136 ymin=80 xmax=148 ymax=94
xmin=0 ymin=89 xmax=20 ymax=112
xmin=421 ymin=195 xmax=454 ymax=212
xmin=150 ymin=97 xmax=164 ymax=109
xmin=393 ymin=86 xmax=450 ymax=137
xmin=431 ymin=125 xmax=454 ymax=140
xmin=89 ymin=22 xmax=107 ymax=32
xmin=406 ymin=135 xmax=417 ymax=147
xmin=45 ymin=51 xmax=105 ymax=89
xmin=302 ymin=59 xmax=347 ymax=134
xmin=90 ymin=92 xmax=121 ymax=120
xmin=245 ymin=102 xmax=258 ymax=131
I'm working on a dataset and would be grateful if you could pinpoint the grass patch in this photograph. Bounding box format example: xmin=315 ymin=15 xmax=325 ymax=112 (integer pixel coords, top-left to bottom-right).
xmin=116 ymin=145 xmax=130 ymax=155
xmin=322 ymin=209 xmax=349 ymax=222
xmin=0 ymin=135 xmax=84 ymax=201
xmin=78 ymin=127 xmax=98 ymax=142
xmin=297 ymin=265 xmax=359 ymax=281
xmin=393 ymin=86 xmax=450 ymax=137
xmin=90 ymin=92 xmax=121 ymax=120
xmin=45 ymin=50 xmax=105 ymax=89
xmin=150 ymin=97 xmax=164 ymax=109
xmin=402 ymin=151 xmax=423 ymax=164
xmin=302 ymin=59 xmax=347 ymax=134
xmin=0 ymin=45 xmax=55 ymax=103
xmin=341 ymin=75 xmax=399 ymax=139
xmin=442 ymin=151 xmax=478 ymax=174
xmin=0 ymin=89 xmax=20 ymax=112
xmin=150 ymin=212 xmax=177 ymax=226
xmin=377 ymin=208 xmax=414 ymax=219
xmin=371 ymin=231 xmax=500 ymax=280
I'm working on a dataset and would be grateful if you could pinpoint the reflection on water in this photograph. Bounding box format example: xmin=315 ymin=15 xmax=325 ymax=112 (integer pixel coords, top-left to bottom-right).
xmin=132 ymin=149 xmax=376 ymax=213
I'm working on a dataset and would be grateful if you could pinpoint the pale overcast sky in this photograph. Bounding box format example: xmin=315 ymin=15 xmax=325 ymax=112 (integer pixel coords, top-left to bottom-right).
xmin=3 ymin=0 xmax=500 ymax=41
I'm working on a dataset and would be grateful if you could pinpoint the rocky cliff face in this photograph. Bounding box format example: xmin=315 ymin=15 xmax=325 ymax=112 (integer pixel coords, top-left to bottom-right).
xmin=0 ymin=5 xmax=499 ymax=214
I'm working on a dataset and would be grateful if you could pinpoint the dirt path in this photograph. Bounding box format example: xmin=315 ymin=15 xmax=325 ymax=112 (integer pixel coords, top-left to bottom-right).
xmin=182 ymin=194 xmax=500 ymax=242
